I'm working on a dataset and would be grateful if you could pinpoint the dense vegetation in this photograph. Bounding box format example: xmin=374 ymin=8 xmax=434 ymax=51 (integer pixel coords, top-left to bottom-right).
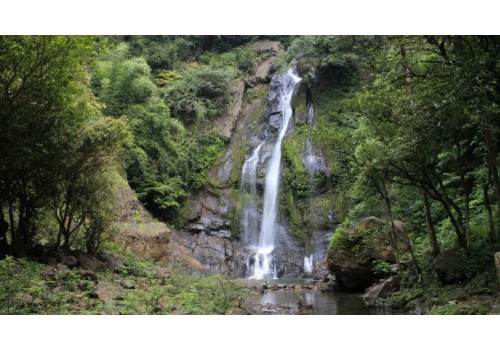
xmin=0 ymin=36 xmax=130 ymax=258
xmin=276 ymin=36 xmax=500 ymax=285
xmin=0 ymin=246 xmax=247 ymax=315
xmin=90 ymin=36 xmax=266 ymax=221
xmin=0 ymin=35 xmax=266 ymax=257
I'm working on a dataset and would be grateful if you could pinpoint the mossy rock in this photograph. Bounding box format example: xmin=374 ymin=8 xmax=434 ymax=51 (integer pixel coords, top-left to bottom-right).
xmin=427 ymin=304 xmax=490 ymax=315
xmin=326 ymin=217 xmax=406 ymax=291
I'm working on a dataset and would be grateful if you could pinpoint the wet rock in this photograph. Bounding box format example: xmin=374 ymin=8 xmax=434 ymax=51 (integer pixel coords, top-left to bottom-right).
xmin=405 ymin=298 xmax=434 ymax=315
xmin=433 ymin=251 xmax=465 ymax=284
xmin=362 ymin=276 xmax=401 ymax=308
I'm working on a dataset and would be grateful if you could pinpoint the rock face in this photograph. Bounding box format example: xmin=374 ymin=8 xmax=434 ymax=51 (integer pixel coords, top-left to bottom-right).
xmin=212 ymin=79 xmax=245 ymax=139
xmin=114 ymin=222 xmax=171 ymax=266
xmin=175 ymin=40 xmax=336 ymax=278
xmin=433 ymin=251 xmax=466 ymax=284
xmin=112 ymin=176 xmax=172 ymax=268
xmin=176 ymin=41 xmax=286 ymax=277
xmin=326 ymin=217 xmax=404 ymax=291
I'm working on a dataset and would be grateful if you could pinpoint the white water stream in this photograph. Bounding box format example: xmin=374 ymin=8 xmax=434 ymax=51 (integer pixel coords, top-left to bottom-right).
xmin=304 ymin=255 xmax=313 ymax=274
xmin=249 ymin=68 xmax=302 ymax=279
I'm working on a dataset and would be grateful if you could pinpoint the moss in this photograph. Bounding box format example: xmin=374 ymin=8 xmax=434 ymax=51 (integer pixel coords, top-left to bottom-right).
xmin=284 ymin=193 xmax=308 ymax=246
xmin=387 ymin=288 xmax=424 ymax=308
xmin=427 ymin=304 xmax=489 ymax=315
xmin=229 ymin=189 xmax=243 ymax=239
xmin=327 ymin=225 xmax=348 ymax=259
xmin=229 ymin=138 xmax=247 ymax=185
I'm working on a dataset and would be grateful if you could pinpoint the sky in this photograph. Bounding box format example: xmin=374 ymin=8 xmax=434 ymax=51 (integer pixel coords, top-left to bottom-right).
xmin=2 ymin=1 xmax=499 ymax=34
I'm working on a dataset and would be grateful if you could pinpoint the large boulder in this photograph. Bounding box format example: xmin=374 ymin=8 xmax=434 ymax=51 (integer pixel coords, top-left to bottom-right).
xmin=95 ymin=249 xmax=125 ymax=271
xmin=112 ymin=175 xmax=171 ymax=268
xmin=362 ymin=275 xmax=401 ymax=308
xmin=433 ymin=251 xmax=465 ymax=284
xmin=70 ymin=249 xmax=105 ymax=272
xmin=95 ymin=281 xmax=124 ymax=306
xmin=326 ymin=217 xmax=405 ymax=291
xmin=114 ymin=222 xmax=171 ymax=266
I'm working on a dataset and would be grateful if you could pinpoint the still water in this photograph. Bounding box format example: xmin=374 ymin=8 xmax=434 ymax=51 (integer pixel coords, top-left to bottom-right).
xmin=247 ymin=279 xmax=393 ymax=315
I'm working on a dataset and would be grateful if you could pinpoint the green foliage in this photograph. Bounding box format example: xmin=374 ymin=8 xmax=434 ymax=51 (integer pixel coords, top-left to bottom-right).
xmin=92 ymin=43 xmax=160 ymax=117
xmin=0 ymin=35 xmax=128 ymax=256
xmin=386 ymin=288 xmax=424 ymax=309
xmin=281 ymin=35 xmax=500 ymax=280
xmin=372 ymin=259 xmax=392 ymax=277
xmin=116 ymin=253 xmax=158 ymax=279
xmin=186 ymin=133 xmax=226 ymax=189
xmin=166 ymin=271 xmax=246 ymax=314
xmin=0 ymin=257 xmax=101 ymax=315
xmin=164 ymin=63 xmax=236 ymax=124
xmin=125 ymin=99 xmax=189 ymax=215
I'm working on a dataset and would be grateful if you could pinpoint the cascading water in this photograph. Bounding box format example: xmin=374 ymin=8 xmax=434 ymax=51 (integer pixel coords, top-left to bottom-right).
xmin=304 ymin=255 xmax=313 ymax=275
xmin=247 ymin=68 xmax=302 ymax=279
xmin=241 ymin=142 xmax=264 ymax=244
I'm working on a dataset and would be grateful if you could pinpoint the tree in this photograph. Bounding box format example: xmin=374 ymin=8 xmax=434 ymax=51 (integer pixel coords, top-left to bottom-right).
xmin=51 ymin=116 xmax=130 ymax=251
xmin=0 ymin=36 xmax=99 ymax=255
xmin=0 ymin=36 xmax=129 ymax=256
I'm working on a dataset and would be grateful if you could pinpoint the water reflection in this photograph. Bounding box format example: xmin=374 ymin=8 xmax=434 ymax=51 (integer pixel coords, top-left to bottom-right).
xmin=253 ymin=290 xmax=393 ymax=315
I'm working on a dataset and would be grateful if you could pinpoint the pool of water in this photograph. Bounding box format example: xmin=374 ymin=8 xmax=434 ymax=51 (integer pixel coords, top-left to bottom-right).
xmin=251 ymin=289 xmax=392 ymax=315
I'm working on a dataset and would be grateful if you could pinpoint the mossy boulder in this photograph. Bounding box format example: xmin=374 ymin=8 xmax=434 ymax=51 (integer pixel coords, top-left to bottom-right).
xmin=433 ymin=251 xmax=465 ymax=285
xmin=326 ymin=217 xmax=404 ymax=291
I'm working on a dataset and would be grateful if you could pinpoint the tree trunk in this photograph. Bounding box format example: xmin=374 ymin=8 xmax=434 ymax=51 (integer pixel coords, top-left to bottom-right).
xmin=484 ymin=183 xmax=496 ymax=244
xmin=0 ymin=207 xmax=10 ymax=257
xmin=463 ymin=175 xmax=472 ymax=256
xmin=422 ymin=189 xmax=440 ymax=258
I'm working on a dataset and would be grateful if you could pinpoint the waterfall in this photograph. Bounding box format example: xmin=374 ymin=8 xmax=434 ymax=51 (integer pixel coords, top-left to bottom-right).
xmin=241 ymin=142 xmax=264 ymax=245
xmin=304 ymin=255 xmax=313 ymax=275
xmin=249 ymin=68 xmax=302 ymax=279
